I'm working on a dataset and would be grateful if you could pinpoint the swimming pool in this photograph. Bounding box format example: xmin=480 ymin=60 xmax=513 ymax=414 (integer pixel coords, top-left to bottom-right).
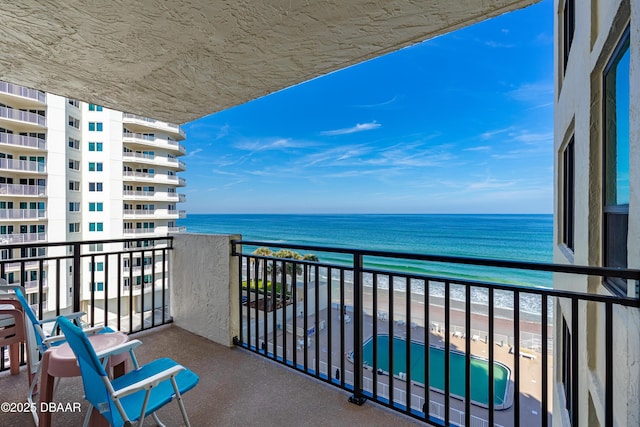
xmin=359 ymin=335 xmax=511 ymax=409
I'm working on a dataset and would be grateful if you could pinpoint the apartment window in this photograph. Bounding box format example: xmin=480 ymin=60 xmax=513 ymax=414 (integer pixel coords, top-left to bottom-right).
xmin=68 ymin=116 xmax=80 ymax=129
xmin=88 ymin=244 xmax=104 ymax=252
xmin=89 ymin=182 xmax=103 ymax=192
xmin=603 ymin=28 xmax=630 ymax=295
xmin=89 ymin=162 xmax=103 ymax=172
xmin=562 ymin=318 xmax=574 ymax=424
xmin=68 ymin=138 xmax=80 ymax=149
xmin=562 ymin=137 xmax=575 ymax=252
xmin=89 ymin=262 xmax=104 ymax=272
xmin=68 ymin=202 xmax=80 ymax=212
xmin=562 ymin=0 xmax=575 ymax=72
xmin=68 ymin=99 xmax=80 ymax=108
xmin=88 ymin=122 xmax=103 ymax=132
xmin=68 ymin=160 xmax=80 ymax=171
xmin=89 ymin=222 xmax=103 ymax=232
xmin=91 ymin=282 xmax=104 ymax=292
xmin=89 ymin=202 xmax=103 ymax=212
xmin=68 ymin=180 xmax=80 ymax=191
xmin=68 ymin=223 xmax=80 ymax=233
xmin=88 ymin=142 xmax=103 ymax=152
xmin=88 ymin=104 xmax=103 ymax=112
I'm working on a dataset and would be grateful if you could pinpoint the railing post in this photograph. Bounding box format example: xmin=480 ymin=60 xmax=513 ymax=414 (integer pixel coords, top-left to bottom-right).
xmin=349 ymin=251 xmax=366 ymax=405
xmin=72 ymin=242 xmax=81 ymax=313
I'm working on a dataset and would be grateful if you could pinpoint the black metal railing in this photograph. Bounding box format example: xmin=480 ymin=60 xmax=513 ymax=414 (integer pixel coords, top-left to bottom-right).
xmin=232 ymin=240 xmax=640 ymax=427
xmin=0 ymin=237 xmax=174 ymax=372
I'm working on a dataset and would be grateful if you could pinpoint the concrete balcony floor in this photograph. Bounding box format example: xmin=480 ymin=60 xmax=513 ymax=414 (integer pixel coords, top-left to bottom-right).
xmin=0 ymin=325 xmax=419 ymax=426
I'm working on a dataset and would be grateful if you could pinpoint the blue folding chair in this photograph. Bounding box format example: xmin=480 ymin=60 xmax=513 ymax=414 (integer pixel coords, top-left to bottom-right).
xmin=57 ymin=316 xmax=199 ymax=427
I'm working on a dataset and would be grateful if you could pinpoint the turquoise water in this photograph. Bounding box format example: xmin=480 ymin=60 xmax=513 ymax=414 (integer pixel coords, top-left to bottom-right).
xmin=361 ymin=335 xmax=510 ymax=407
xmin=179 ymin=214 xmax=553 ymax=312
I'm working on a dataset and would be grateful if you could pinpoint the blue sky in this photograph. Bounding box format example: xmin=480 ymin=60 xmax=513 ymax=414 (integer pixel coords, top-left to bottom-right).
xmin=182 ymin=0 xmax=553 ymax=214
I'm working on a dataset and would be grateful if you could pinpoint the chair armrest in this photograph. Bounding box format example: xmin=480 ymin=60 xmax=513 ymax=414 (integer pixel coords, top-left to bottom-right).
xmin=43 ymin=335 xmax=67 ymax=346
xmin=94 ymin=339 xmax=143 ymax=360
xmin=41 ymin=312 xmax=87 ymax=324
xmin=0 ymin=300 xmax=22 ymax=310
xmin=112 ymin=365 xmax=185 ymax=399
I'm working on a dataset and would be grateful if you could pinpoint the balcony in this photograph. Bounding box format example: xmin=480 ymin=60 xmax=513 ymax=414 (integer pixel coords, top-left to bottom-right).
xmin=122 ymin=151 xmax=187 ymax=170
xmin=0 ymin=235 xmax=638 ymax=427
xmin=123 ymin=131 xmax=186 ymax=155
xmin=0 ymin=183 xmax=46 ymax=197
xmin=0 ymin=157 xmax=46 ymax=173
xmin=122 ymin=114 xmax=186 ymax=140
xmin=0 ymin=209 xmax=46 ymax=220
xmin=0 ymin=106 xmax=46 ymax=129
xmin=123 ymin=190 xmax=185 ymax=202
xmin=123 ymin=208 xmax=155 ymax=218
xmin=0 ymin=82 xmax=46 ymax=107
xmin=0 ymin=133 xmax=46 ymax=150
xmin=0 ymin=232 xmax=46 ymax=244
xmin=123 ymin=228 xmax=158 ymax=236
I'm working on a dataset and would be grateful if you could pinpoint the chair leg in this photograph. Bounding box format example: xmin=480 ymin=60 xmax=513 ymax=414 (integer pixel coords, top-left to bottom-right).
xmin=171 ymin=378 xmax=192 ymax=427
xmin=9 ymin=342 xmax=20 ymax=375
xmin=27 ymin=363 xmax=42 ymax=426
xmin=152 ymin=412 xmax=167 ymax=427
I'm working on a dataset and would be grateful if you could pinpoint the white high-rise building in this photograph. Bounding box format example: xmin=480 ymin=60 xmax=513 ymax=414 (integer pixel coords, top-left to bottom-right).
xmin=0 ymin=82 xmax=186 ymax=315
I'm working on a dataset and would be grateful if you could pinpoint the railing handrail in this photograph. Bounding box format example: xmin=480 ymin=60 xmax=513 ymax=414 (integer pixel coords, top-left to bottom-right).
xmin=0 ymin=183 xmax=46 ymax=196
xmin=0 ymin=106 xmax=46 ymax=126
xmin=0 ymin=157 xmax=46 ymax=172
xmin=0 ymin=82 xmax=46 ymax=103
xmin=123 ymin=113 xmax=185 ymax=138
xmin=0 ymin=132 xmax=46 ymax=149
xmin=232 ymin=239 xmax=640 ymax=285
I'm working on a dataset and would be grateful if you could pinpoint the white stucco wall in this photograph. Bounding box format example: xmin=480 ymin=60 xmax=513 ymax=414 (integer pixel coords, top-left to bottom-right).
xmin=170 ymin=233 xmax=240 ymax=347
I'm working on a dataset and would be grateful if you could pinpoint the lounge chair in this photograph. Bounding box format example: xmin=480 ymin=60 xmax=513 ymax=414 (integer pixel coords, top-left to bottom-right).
xmin=57 ymin=316 xmax=199 ymax=427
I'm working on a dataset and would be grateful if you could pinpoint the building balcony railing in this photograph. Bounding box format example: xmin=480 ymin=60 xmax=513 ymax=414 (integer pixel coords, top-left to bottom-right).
xmin=0 ymin=157 xmax=46 ymax=173
xmin=122 ymin=151 xmax=187 ymax=170
xmin=167 ymin=226 xmax=186 ymax=233
xmin=122 ymin=114 xmax=186 ymax=139
xmin=123 ymin=228 xmax=157 ymax=236
xmin=123 ymin=171 xmax=154 ymax=180
xmin=0 ymin=232 xmax=46 ymax=244
xmin=2 ymin=235 xmax=638 ymax=427
xmin=0 ymin=237 xmax=173 ymax=352
xmin=0 ymin=183 xmax=46 ymax=197
xmin=123 ymin=209 xmax=155 ymax=217
xmin=178 ymin=210 xmax=186 ymax=218
xmin=0 ymin=106 xmax=46 ymax=127
xmin=0 ymin=208 xmax=46 ymax=220
xmin=0 ymin=82 xmax=46 ymax=104
xmin=0 ymin=132 xmax=46 ymax=150
xmin=123 ymin=131 xmax=187 ymax=155
xmin=123 ymin=190 xmax=185 ymax=202
xmin=232 ymin=239 xmax=640 ymax=427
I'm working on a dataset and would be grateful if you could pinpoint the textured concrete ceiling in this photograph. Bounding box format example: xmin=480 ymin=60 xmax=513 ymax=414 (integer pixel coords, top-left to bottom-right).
xmin=0 ymin=0 xmax=539 ymax=123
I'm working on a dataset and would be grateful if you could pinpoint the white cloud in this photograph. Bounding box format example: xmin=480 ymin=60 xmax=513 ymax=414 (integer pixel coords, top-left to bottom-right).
xmin=480 ymin=127 xmax=512 ymax=140
xmin=320 ymin=121 xmax=381 ymax=136
xmin=235 ymin=138 xmax=312 ymax=152
xmin=464 ymin=146 xmax=491 ymax=151
xmin=507 ymin=82 xmax=553 ymax=103
xmin=186 ymin=148 xmax=203 ymax=158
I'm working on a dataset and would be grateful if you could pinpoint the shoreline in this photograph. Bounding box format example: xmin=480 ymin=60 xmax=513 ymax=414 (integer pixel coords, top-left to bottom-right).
xmin=332 ymin=286 xmax=552 ymax=348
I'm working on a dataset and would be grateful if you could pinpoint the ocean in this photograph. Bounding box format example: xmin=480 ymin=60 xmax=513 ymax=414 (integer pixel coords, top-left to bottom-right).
xmin=178 ymin=213 xmax=553 ymax=295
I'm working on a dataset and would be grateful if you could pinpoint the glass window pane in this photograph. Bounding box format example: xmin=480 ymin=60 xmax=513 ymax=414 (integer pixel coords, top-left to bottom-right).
xmin=604 ymin=34 xmax=630 ymax=206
